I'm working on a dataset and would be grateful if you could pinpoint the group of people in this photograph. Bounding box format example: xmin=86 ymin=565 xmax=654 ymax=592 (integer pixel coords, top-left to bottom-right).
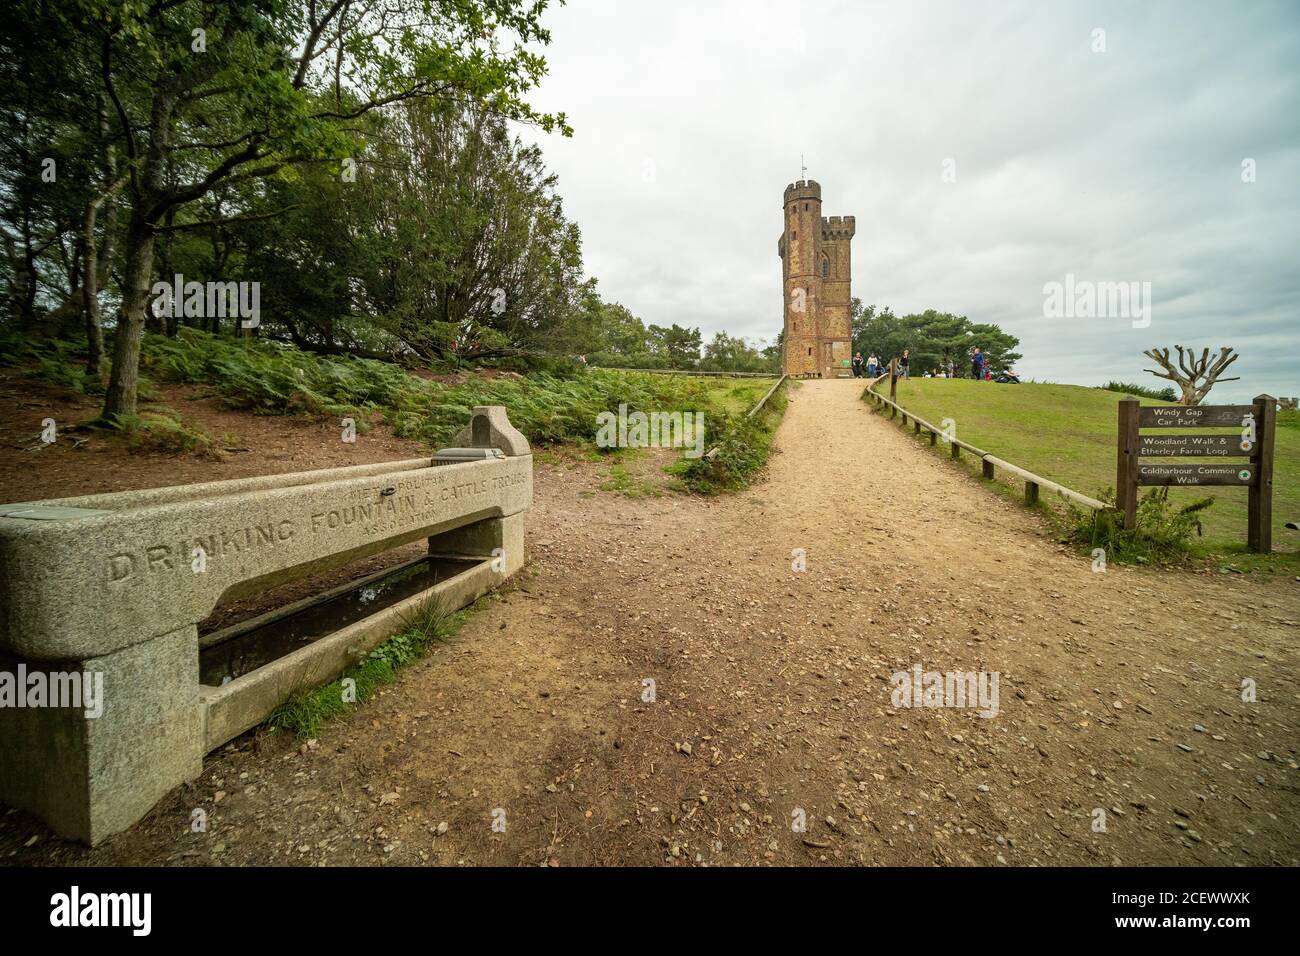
xmin=850 ymin=347 xmax=995 ymax=380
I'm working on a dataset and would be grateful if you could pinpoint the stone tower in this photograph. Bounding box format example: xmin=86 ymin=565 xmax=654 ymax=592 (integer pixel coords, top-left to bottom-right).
xmin=777 ymin=180 xmax=855 ymax=377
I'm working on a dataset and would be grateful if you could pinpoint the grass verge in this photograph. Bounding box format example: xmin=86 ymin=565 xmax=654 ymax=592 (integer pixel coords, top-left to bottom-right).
xmin=681 ymin=378 xmax=791 ymax=494
xmin=268 ymin=596 xmax=467 ymax=739
xmin=864 ymin=378 xmax=1298 ymax=568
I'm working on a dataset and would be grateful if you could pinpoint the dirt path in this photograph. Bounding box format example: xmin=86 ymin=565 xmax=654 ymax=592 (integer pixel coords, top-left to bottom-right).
xmin=5 ymin=379 xmax=1298 ymax=866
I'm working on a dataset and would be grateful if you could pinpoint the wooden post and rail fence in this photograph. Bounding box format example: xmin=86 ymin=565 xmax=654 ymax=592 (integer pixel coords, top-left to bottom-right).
xmin=702 ymin=373 xmax=789 ymax=459
xmin=865 ymin=372 xmax=1278 ymax=553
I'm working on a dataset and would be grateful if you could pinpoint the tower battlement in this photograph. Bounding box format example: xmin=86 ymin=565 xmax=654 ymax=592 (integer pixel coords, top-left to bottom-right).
xmin=821 ymin=215 xmax=856 ymax=240
xmin=783 ymin=180 xmax=822 ymax=204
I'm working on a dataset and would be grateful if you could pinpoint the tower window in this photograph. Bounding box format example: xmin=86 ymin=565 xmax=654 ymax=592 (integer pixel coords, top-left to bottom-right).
xmin=808 ymin=347 xmax=813 ymax=356
xmin=791 ymin=231 xmax=796 ymax=239
xmin=821 ymin=255 xmax=829 ymax=278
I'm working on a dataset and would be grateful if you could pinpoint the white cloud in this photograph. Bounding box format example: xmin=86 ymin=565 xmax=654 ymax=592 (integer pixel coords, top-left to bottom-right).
xmin=522 ymin=0 xmax=1300 ymax=400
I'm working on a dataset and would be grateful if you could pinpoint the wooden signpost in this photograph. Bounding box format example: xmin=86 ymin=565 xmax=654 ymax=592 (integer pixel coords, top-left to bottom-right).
xmin=1138 ymin=435 xmax=1248 ymax=457
xmin=1116 ymin=395 xmax=1277 ymax=552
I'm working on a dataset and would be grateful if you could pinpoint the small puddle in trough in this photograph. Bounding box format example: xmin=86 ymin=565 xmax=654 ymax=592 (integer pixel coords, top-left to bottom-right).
xmin=199 ymin=556 xmax=483 ymax=685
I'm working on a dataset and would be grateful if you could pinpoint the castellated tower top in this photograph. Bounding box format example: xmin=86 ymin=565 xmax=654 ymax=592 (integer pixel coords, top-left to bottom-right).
xmin=784 ymin=180 xmax=822 ymax=204
xmin=821 ymin=215 xmax=856 ymax=240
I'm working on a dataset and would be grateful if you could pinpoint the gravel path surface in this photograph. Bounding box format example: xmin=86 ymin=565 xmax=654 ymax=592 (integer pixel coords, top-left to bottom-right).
xmin=6 ymin=379 xmax=1297 ymax=866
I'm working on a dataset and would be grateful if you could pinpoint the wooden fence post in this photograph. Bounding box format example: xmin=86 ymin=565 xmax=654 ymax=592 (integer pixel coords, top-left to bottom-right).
xmin=1116 ymin=397 xmax=1140 ymax=530
xmin=889 ymin=359 xmax=898 ymax=402
xmin=1248 ymin=394 xmax=1276 ymax=553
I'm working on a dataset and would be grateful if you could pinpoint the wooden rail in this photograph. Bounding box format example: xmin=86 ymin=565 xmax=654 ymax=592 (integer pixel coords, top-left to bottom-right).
xmin=983 ymin=455 xmax=1108 ymax=511
xmin=703 ymin=374 xmax=790 ymax=458
xmin=747 ymin=374 xmax=788 ymax=419
xmin=863 ymin=378 xmax=1109 ymax=513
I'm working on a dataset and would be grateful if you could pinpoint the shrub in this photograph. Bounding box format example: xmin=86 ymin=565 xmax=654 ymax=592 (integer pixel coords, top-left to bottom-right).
xmin=101 ymin=410 xmax=226 ymax=459
xmin=1102 ymin=381 xmax=1177 ymax=402
xmin=1069 ymin=487 xmax=1214 ymax=564
xmin=139 ymin=330 xmax=730 ymax=449
xmin=0 ymin=332 xmax=101 ymax=393
xmin=680 ymin=382 xmax=788 ymax=493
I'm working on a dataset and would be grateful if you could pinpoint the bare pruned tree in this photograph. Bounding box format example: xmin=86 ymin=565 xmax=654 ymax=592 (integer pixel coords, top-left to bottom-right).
xmin=1143 ymin=346 xmax=1241 ymax=405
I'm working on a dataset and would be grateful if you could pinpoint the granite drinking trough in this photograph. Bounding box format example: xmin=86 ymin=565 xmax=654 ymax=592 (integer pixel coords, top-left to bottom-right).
xmin=0 ymin=406 xmax=531 ymax=844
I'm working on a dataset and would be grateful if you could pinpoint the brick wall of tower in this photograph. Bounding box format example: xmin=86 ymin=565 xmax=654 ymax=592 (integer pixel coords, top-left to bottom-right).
xmin=781 ymin=180 xmax=823 ymax=377
xmin=779 ymin=182 xmax=854 ymax=378
xmin=819 ymin=216 xmax=856 ymax=376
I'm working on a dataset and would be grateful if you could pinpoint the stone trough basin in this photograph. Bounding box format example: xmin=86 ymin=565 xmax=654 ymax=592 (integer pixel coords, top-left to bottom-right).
xmin=0 ymin=406 xmax=531 ymax=844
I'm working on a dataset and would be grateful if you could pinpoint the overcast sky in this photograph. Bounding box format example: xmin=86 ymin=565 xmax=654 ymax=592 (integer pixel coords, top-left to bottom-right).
xmin=521 ymin=0 xmax=1299 ymax=400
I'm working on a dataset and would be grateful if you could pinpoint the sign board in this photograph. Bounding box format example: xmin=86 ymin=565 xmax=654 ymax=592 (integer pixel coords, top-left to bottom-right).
xmin=1138 ymin=464 xmax=1254 ymax=486
xmin=1138 ymin=404 xmax=1255 ymax=428
xmin=1117 ymin=397 xmax=1276 ymax=552
xmin=1138 ymin=435 xmax=1252 ymax=457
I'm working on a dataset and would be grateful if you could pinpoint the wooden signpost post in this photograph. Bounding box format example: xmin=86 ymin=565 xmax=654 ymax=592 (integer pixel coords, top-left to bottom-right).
xmin=1116 ymin=394 xmax=1277 ymax=552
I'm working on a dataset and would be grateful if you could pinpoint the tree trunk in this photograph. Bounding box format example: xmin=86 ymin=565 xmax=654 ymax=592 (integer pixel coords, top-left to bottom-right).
xmin=83 ymin=205 xmax=105 ymax=376
xmin=156 ymin=207 xmax=175 ymax=336
xmin=87 ymin=93 xmax=120 ymax=374
xmin=102 ymin=217 xmax=155 ymax=419
xmin=1143 ymin=346 xmax=1241 ymax=406
xmin=102 ymin=77 xmax=176 ymax=419
xmin=43 ymin=284 xmax=84 ymax=335
xmin=14 ymin=248 xmax=36 ymax=330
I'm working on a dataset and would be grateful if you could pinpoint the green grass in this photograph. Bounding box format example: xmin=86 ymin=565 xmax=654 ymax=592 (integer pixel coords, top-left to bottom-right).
xmin=873 ymin=378 xmax=1298 ymax=559
xmin=1 ymin=330 xmax=778 ymax=482
xmin=1068 ymin=486 xmax=1217 ymax=566
xmin=705 ymin=378 xmax=778 ymax=416
xmin=600 ymin=463 xmax=663 ymax=497
xmin=268 ymin=596 xmax=467 ymax=739
xmin=681 ymin=379 xmax=790 ymax=494
xmin=73 ymin=407 xmax=227 ymax=459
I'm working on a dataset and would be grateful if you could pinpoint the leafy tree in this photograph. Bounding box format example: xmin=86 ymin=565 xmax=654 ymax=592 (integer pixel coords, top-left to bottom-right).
xmin=586 ymin=295 xmax=652 ymax=356
xmin=699 ymin=331 xmax=776 ymax=373
xmin=647 ymin=322 xmax=701 ymax=369
xmin=237 ymin=101 xmax=586 ymax=363
xmin=0 ymin=6 xmax=119 ymax=351
xmin=10 ymin=0 xmax=568 ymax=419
xmin=852 ymin=299 xmax=1021 ymax=377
